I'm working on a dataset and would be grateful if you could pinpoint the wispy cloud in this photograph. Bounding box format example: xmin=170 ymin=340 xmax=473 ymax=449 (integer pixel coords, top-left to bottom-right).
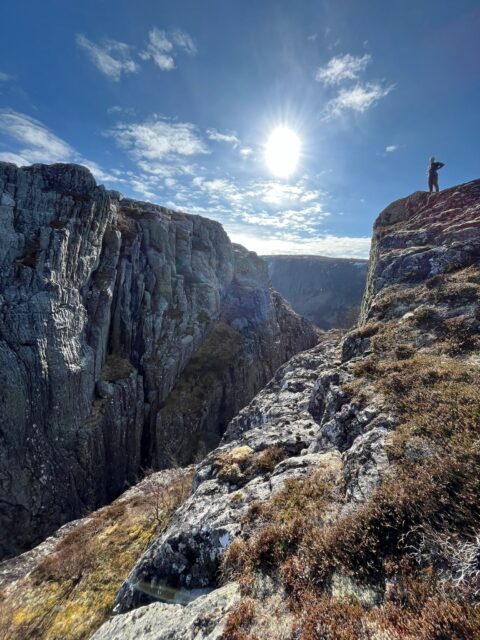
xmin=140 ymin=27 xmax=196 ymax=71
xmin=385 ymin=144 xmax=398 ymax=153
xmin=227 ymin=229 xmax=371 ymax=259
xmin=206 ymin=128 xmax=240 ymax=146
xmin=324 ymin=82 xmax=393 ymax=118
xmin=316 ymin=52 xmax=393 ymax=119
xmin=316 ymin=53 xmax=371 ymax=85
xmin=107 ymin=105 xmax=136 ymax=117
xmin=0 ymin=71 xmax=10 ymax=82
xmin=0 ymin=109 xmax=119 ymax=184
xmin=76 ymin=34 xmax=139 ymax=81
xmin=0 ymin=109 xmax=75 ymax=163
xmin=170 ymin=29 xmax=197 ymax=55
xmin=105 ymin=115 xmax=210 ymax=183
xmin=239 ymin=147 xmax=253 ymax=158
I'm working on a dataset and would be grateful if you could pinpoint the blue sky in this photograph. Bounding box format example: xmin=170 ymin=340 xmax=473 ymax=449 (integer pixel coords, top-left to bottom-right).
xmin=0 ymin=0 xmax=479 ymax=257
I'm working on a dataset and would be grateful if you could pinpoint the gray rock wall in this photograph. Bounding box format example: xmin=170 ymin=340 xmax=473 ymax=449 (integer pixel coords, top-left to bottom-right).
xmin=98 ymin=179 xmax=480 ymax=638
xmin=264 ymin=254 xmax=368 ymax=329
xmin=0 ymin=162 xmax=318 ymax=558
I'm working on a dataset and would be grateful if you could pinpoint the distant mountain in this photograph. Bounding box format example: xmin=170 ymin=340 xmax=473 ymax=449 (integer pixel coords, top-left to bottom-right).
xmin=263 ymin=254 xmax=369 ymax=329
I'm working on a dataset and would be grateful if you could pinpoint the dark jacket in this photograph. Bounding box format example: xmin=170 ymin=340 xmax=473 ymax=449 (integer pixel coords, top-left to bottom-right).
xmin=428 ymin=161 xmax=444 ymax=177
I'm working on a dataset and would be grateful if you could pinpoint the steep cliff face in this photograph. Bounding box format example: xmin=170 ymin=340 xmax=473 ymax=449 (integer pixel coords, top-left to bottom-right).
xmin=264 ymin=255 xmax=368 ymax=329
xmin=0 ymin=162 xmax=318 ymax=559
xmin=93 ymin=180 xmax=480 ymax=640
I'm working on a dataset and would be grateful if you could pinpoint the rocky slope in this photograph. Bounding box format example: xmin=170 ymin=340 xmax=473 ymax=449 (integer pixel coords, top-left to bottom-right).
xmin=264 ymin=255 xmax=368 ymax=329
xmin=0 ymin=467 xmax=194 ymax=640
xmin=92 ymin=180 xmax=480 ymax=639
xmin=0 ymin=162 xmax=318 ymax=559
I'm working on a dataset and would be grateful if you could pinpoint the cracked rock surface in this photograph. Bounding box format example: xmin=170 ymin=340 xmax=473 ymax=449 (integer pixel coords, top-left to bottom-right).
xmin=97 ymin=179 xmax=480 ymax=638
xmin=0 ymin=162 xmax=317 ymax=558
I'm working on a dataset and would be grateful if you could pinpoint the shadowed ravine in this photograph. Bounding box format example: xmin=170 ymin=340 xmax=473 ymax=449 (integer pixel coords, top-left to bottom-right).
xmin=1 ymin=175 xmax=479 ymax=640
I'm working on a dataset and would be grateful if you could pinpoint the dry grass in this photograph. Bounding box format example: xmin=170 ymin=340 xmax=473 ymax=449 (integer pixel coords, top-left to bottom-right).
xmin=0 ymin=470 xmax=193 ymax=640
xmin=214 ymin=445 xmax=288 ymax=487
xmin=222 ymin=334 xmax=480 ymax=638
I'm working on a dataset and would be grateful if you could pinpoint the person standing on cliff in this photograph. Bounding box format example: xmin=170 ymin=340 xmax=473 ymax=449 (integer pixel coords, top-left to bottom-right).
xmin=427 ymin=156 xmax=445 ymax=193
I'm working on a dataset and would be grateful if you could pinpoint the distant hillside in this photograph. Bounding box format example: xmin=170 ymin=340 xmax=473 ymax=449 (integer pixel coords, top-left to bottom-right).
xmin=263 ymin=254 xmax=369 ymax=329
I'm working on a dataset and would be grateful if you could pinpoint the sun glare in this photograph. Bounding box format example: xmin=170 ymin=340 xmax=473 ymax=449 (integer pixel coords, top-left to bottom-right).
xmin=265 ymin=126 xmax=301 ymax=178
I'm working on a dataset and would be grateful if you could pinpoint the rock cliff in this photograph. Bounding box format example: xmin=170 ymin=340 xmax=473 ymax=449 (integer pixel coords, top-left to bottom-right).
xmin=0 ymin=162 xmax=318 ymax=559
xmin=264 ymin=254 xmax=368 ymax=329
xmin=91 ymin=180 xmax=480 ymax=639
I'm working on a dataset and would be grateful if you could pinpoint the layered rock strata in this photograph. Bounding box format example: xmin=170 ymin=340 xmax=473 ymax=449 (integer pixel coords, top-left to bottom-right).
xmin=0 ymin=162 xmax=317 ymax=559
xmin=95 ymin=180 xmax=480 ymax=639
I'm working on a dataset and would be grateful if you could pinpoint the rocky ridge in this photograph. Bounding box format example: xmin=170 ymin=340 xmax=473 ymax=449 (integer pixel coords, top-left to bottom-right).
xmin=93 ymin=180 xmax=480 ymax=639
xmin=0 ymin=162 xmax=318 ymax=559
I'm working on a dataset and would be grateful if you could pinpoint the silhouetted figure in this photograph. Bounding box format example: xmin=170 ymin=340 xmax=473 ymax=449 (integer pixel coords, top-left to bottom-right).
xmin=427 ymin=156 xmax=445 ymax=193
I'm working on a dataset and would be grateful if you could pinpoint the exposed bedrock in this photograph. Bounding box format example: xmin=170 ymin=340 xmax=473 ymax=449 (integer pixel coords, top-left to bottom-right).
xmin=100 ymin=180 xmax=480 ymax=639
xmin=0 ymin=162 xmax=318 ymax=559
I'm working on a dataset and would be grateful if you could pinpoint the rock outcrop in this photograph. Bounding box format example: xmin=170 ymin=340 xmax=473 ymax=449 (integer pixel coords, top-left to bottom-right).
xmin=0 ymin=162 xmax=318 ymax=559
xmin=96 ymin=180 xmax=480 ymax=639
xmin=264 ymin=254 xmax=368 ymax=329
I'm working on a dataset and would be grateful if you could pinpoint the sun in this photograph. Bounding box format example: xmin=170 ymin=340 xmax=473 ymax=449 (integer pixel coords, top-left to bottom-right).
xmin=265 ymin=126 xmax=301 ymax=178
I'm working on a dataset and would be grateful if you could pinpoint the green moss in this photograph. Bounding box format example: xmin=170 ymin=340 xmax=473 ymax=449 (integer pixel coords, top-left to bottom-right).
xmin=162 ymin=321 xmax=242 ymax=414
xmin=101 ymin=354 xmax=135 ymax=382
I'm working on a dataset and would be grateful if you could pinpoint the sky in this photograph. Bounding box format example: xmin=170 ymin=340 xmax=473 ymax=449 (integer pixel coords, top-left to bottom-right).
xmin=0 ymin=0 xmax=479 ymax=258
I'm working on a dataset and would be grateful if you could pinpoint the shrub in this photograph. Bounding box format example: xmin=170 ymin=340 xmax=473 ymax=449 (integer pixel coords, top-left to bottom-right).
xmin=0 ymin=470 xmax=193 ymax=640
xmin=413 ymin=305 xmax=439 ymax=328
xmin=101 ymin=354 xmax=135 ymax=382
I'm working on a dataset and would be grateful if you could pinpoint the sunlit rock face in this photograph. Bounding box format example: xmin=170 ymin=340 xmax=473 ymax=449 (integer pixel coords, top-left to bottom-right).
xmin=263 ymin=255 xmax=368 ymax=329
xmin=0 ymin=162 xmax=317 ymax=559
xmin=105 ymin=180 xmax=480 ymax=637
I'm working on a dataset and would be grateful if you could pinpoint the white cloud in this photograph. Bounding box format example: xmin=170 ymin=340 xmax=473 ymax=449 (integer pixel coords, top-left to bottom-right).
xmin=307 ymin=33 xmax=317 ymax=42
xmin=324 ymin=82 xmax=393 ymax=118
xmin=227 ymin=229 xmax=371 ymax=259
xmin=0 ymin=151 xmax=30 ymax=165
xmin=140 ymin=28 xmax=175 ymax=70
xmin=315 ymin=53 xmax=371 ymax=85
xmin=76 ymin=34 xmax=139 ymax=81
xmin=106 ymin=117 xmax=209 ymax=167
xmin=171 ymin=30 xmax=197 ymax=55
xmin=206 ymin=128 xmax=240 ymax=146
xmin=0 ymin=109 xmax=75 ymax=163
xmin=0 ymin=72 xmax=10 ymax=82
xmin=385 ymin=144 xmax=398 ymax=153
xmin=141 ymin=27 xmax=196 ymax=71
xmin=107 ymin=105 xmax=136 ymax=117
xmin=239 ymin=147 xmax=253 ymax=158
xmin=0 ymin=109 xmax=120 ymax=185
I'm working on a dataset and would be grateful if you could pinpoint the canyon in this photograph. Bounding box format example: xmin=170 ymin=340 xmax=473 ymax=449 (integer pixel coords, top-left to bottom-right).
xmin=0 ymin=162 xmax=317 ymax=559
xmin=264 ymin=254 xmax=368 ymax=329
xmin=1 ymin=170 xmax=479 ymax=640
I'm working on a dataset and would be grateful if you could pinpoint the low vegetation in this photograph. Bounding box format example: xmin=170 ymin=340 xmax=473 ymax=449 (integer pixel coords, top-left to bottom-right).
xmin=221 ymin=266 xmax=480 ymax=639
xmin=162 ymin=321 xmax=242 ymax=415
xmin=0 ymin=469 xmax=193 ymax=640
xmin=101 ymin=354 xmax=136 ymax=382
